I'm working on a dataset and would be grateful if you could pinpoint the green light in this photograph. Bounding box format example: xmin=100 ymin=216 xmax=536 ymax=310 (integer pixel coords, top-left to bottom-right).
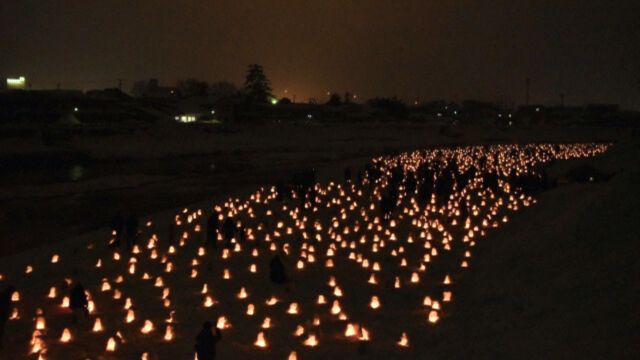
xmin=271 ymin=98 xmax=278 ymax=105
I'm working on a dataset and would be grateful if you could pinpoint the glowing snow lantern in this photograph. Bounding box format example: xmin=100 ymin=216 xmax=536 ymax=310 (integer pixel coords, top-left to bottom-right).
xmin=294 ymin=325 xmax=305 ymax=336
xmin=204 ymin=295 xmax=215 ymax=308
xmin=11 ymin=291 xmax=20 ymax=302
xmin=316 ymin=295 xmax=326 ymax=304
xmin=303 ymin=333 xmax=318 ymax=347
xmin=368 ymin=273 xmax=377 ymax=284
xmin=47 ymin=287 xmax=57 ymax=299
xmin=443 ymin=291 xmax=452 ymax=302
xmin=428 ymin=310 xmax=439 ymax=324
xmin=266 ymin=296 xmax=278 ymax=306
xmin=140 ymin=320 xmax=154 ymax=334
xmin=331 ymin=300 xmax=341 ymax=315
xmin=51 ymin=254 xmax=59 ymax=263
xmin=358 ymin=327 xmax=370 ymax=341
xmin=106 ymin=337 xmax=117 ymax=352
xmin=237 ymin=287 xmax=248 ymax=299
xmin=345 ymin=323 xmax=357 ymax=337
xmin=36 ymin=315 xmax=46 ymax=330
xmin=397 ymin=332 xmax=410 ymax=347
xmin=288 ymin=351 xmax=298 ymax=360
xmin=261 ymin=317 xmax=271 ymax=329
xmin=93 ymin=318 xmax=104 ymax=332
xmin=410 ymin=272 xmax=420 ymax=283
xmin=101 ymin=279 xmax=112 ymax=292
xmin=254 ymin=331 xmax=268 ymax=348
xmin=246 ymin=303 xmax=255 ymax=315
xmin=30 ymin=330 xmax=45 ymax=354
xmin=370 ymin=296 xmax=381 ymax=309
xmin=443 ymin=274 xmax=452 ymax=285
xmin=9 ymin=308 xmax=19 ymax=320
xmin=164 ymin=325 xmax=174 ymax=341
xmin=61 ymin=296 xmax=70 ymax=308
xmin=287 ymin=302 xmax=299 ymax=315
xmin=60 ymin=328 xmax=72 ymax=342
xmin=216 ymin=316 xmax=230 ymax=330
xmin=126 ymin=309 xmax=135 ymax=323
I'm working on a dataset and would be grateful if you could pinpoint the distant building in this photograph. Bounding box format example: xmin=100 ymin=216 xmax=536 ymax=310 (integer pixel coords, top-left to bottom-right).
xmin=138 ymin=79 xmax=179 ymax=99
xmin=1 ymin=76 xmax=27 ymax=90
xmin=586 ymin=104 xmax=619 ymax=122
xmin=546 ymin=106 xmax=584 ymax=124
xmin=461 ymin=100 xmax=501 ymax=123
xmin=515 ymin=105 xmax=546 ymax=125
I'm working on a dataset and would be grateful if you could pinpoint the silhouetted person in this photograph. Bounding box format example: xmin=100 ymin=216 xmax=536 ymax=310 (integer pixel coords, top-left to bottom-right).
xmin=168 ymin=220 xmax=176 ymax=246
xmin=222 ymin=217 xmax=235 ymax=246
xmin=269 ymin=255 xmax=288 ymax=285
xmin=110 ymin=211 xmax=125 ymax=248
xmin=405 ymin=173 xmax=417 ymax=195
xmin=124 ymin=214 xmax=139 ymax=250
xmin=0 ymin=286 xmax=16 ymax=349
xmin=195 ymin=321 xmax=222 ymax=360
xmin=69 ymin=283 xmax=88 ymax=324
xmin=206 ymin=212 xmax=219 ymax=248
xmin=344 ymin=167 xmax=352 ymax=182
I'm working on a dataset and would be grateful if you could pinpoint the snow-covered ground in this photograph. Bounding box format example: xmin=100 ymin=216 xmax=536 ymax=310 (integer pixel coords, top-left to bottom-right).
xmin=3 ymin=142 xmax=632 ymax=360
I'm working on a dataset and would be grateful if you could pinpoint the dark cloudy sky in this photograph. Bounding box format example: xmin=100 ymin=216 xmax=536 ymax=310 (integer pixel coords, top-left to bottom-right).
xmin=1 ymin=1 xmax=639 ymax=108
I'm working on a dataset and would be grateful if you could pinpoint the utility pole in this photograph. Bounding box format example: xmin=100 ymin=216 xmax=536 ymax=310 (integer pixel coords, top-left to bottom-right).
xmin=117 ymin=79 xmax=123 ymax=91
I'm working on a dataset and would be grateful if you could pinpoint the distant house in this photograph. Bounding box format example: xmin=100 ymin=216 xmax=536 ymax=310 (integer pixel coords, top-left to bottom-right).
xmin=515 ymin=105 xmax=546 ymax=125
xmin=141 ymin=79 xmax=179 ymax=99
xmin=461 ymin=100 xmax=501 ymax=124
xmin=1 ymin=76 xmax=28 ymax=90
xmin=546 ymin=106 xmax=584 ymax=124
xmin=586 ymin=104 xmax=620 ymax=122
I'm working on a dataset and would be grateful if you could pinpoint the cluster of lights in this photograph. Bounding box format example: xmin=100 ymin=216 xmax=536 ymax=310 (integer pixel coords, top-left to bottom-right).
xmin=0 ymin=143 xmax=609 ymax=358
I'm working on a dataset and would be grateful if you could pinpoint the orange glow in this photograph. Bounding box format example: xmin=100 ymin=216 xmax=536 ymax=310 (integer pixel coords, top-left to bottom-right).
xmin=93 ymin=318 xmax=104 ymax=332
xmin=216 ymin=316 xmax=230 ymax=329
xmin=331 ymin=300 xmax=341 ymax=315
xmin=428 ymin=310 xmax=439 ymax=324
xmin=254 ymin=331 xmax=268 ymax=348
xmin=140 ymin=320 xmax=154 ymax=334
xmin=106 ymin=337 xmax=117 ymax=352
xmin=397 ymin=332 xmax=410 ymax=347
xmin=164 ymin=325 xmax=174 ymax=341
xmin=126 ymin=309 xmax=135 ymax=323
xmin=303 ymin=333 xmax=318 ymax=347
xmin=60 ymin=328 xmax=72 ymax=343
xmin=237 ymin=287 xmax=248 ymax=299
xmin=370 ymin=296 xmax=381 ymax=309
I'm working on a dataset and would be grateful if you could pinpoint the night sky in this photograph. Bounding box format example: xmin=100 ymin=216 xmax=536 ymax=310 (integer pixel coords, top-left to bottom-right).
xmin=1 ymin=1 xmax=639 ymax=108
